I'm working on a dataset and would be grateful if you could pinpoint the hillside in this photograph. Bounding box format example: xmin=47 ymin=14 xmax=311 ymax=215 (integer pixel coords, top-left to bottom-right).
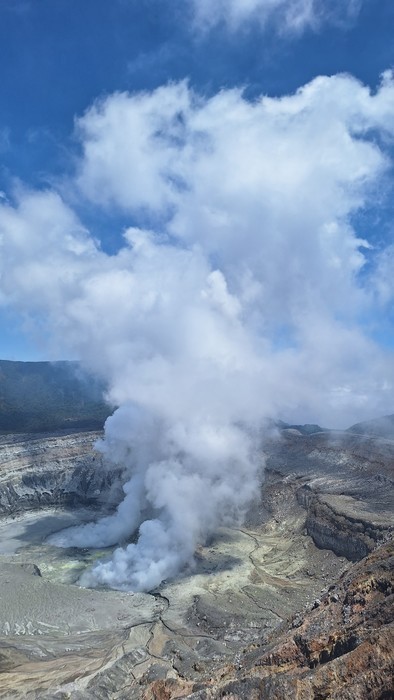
xmin=347 ymin=414 xmax=394 ymax=440
xmin=0 ymin=360 xmax=112 ymax=434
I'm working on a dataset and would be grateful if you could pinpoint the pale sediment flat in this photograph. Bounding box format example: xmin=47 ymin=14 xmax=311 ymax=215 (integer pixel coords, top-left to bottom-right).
xmin=0 ymin=507 xmax=95 ymax=554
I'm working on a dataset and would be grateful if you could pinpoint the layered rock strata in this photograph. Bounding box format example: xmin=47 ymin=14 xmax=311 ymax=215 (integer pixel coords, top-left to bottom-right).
xmin=265 ymin=429 xmax=394 ymax=561
xmin=0 ymin=427 xmax=392 ymax=699
xmin=146 ymin=540 xmax=394 ymax=699
xmin=0 ymin=431 xmax=121 ymax=515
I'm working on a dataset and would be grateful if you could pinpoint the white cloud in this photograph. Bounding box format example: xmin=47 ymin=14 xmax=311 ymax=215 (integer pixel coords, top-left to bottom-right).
xmin=1 ymin=70 xmax=393 ymax=590
xmin=75 ymin=82 xmax=192 ymax=212
xmin=190 ymin=0 xmax=363 ymax=34
xmin=74 ymin=72 xmax=394 ymax=331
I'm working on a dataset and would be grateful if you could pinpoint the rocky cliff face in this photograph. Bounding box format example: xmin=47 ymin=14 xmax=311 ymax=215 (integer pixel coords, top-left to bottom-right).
xmin=0 ymin=426 xmax=392 ymax=700
xmin=265 ymin=429 xmax=394 ymax=562
xmin=0 ymin=431 xmax=121 ymax=515
xmin=147 ymin=540 xmax=393 ymax=700
xmin=300 ymin=487 xmax=390 ymax=561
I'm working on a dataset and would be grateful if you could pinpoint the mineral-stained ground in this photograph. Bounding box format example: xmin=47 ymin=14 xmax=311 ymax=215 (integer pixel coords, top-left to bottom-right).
xmin=0 ymin=426 xmax=393 ymax=699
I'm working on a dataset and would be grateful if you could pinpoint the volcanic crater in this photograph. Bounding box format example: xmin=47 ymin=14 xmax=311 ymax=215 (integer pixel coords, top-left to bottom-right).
xmin=0 ymin=424 xmax=393 ymax=699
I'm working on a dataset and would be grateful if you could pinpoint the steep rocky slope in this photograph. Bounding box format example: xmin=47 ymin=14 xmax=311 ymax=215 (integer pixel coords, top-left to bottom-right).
xmin=0 ymin=430 xmax=121 ymax=515
xmin=0 ymin=427 xmax=392 ymax=699
xmin=147 ymin=540 xmax=393 ymax=700
xmin=264 ymin=429 xmax=394 ymax=560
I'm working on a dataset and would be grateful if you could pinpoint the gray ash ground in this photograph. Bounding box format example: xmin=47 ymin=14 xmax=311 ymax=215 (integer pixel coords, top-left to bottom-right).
xmin=0 ymin=426 xmax=393 ymax=699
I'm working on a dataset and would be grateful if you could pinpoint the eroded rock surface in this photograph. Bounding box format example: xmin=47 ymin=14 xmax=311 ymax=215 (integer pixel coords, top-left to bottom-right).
xmin=0 ymin=427 xmax=392 ymax=699
xmin=153 ymin=540 xmax=393 ymax=700
xmin=0 ymin=431 xmax=122 ymax=515
xmin=265 ymin=430 xmax=394 ymax=560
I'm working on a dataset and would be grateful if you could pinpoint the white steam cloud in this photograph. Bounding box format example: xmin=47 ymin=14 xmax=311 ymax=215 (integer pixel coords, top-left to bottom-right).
xmin=0 ymin=72 xmax=393 ymax=590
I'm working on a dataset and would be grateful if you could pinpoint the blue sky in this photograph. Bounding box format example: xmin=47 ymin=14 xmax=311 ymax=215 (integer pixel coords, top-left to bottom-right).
xmin=0 ymin=0 xmax=393 ymax=369
xmin=3 ymin=1 xmax=394 ymax=591
xmin=1 ymin=0 xmax=393 ymax=193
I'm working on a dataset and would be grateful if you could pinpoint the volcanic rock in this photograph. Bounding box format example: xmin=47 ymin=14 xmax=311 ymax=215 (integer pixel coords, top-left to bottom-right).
xmin=0 ymin=430 xmax=122 ymax=515
xmin=0 ymin=426 xmax=392 ymax=699
xmin=154 ymin=540 xmax=393 ymax=700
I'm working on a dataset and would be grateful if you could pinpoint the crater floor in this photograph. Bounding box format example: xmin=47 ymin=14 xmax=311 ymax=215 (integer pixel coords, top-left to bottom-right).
xmin=0 ymin=428 xmax=392 ymax=699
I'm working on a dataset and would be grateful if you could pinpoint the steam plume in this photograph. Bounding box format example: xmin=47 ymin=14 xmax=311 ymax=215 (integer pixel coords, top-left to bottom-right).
xmin=1 ymin=73 xmax=394 ymax=590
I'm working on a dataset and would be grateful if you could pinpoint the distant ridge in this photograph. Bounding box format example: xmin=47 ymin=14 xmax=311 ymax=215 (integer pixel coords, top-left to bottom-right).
xmin=347 ymin=414 xmax=394 ymax=440
xmin=276 ymin=420 xmax=326 ymax=435
xmin=0 ymin=360 xmax=112 ymax=434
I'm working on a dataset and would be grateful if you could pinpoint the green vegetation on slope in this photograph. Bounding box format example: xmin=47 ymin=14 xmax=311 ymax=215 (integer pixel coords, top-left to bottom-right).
xmin=0 ymin=360 xmax=113 ymax=434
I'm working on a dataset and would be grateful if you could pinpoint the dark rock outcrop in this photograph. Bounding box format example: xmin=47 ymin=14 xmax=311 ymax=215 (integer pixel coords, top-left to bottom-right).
xmin=143 ymin=540 xmax=394 ymax=699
